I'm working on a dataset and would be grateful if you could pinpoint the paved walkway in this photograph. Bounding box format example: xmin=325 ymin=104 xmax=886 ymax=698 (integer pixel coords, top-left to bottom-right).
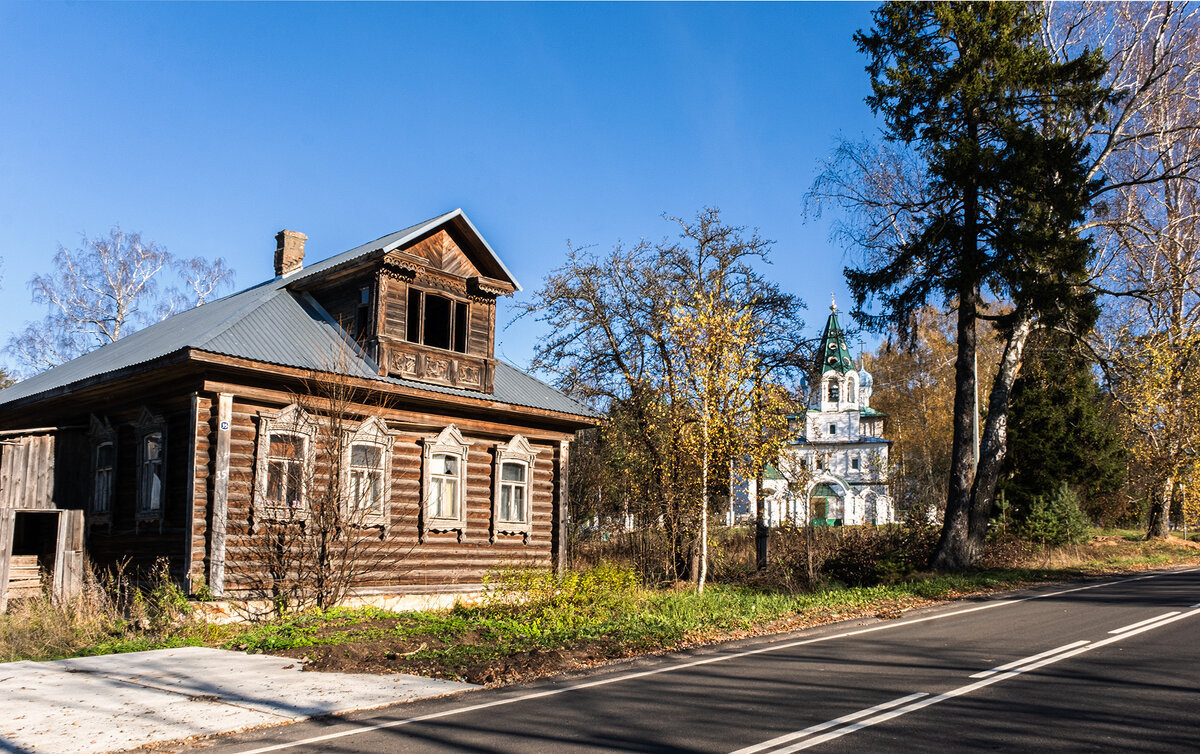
xmin=0 ymin=646 xmax=476 ymax=753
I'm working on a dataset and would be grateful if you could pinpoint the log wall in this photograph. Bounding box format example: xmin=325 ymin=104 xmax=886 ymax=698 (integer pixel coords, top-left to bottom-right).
xmin=210 ymin=391 xmax=562 ymax=595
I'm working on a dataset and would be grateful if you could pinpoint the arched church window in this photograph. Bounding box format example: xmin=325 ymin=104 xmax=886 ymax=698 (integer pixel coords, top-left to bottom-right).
xmin=827 ymin=380 xmax=839 ymax=402
xmin=846 ymin=376 xmax=856 ymax=403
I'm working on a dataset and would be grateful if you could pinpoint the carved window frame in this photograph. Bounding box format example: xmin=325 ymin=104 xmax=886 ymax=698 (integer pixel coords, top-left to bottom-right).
xmin=342 ymin=416 xmax=393 ymax=529
xmin=253 ymin=404 xmax=317 ymax=522
xmin=88 ymin=415 xmax=116 ymax=520
xmin=492 ymin=435 xmax=536 ymax=543
xmin=421 ymin=425 xmax=468 ymax=541
xmin=133 ymin=407 xmax=167 ymax=522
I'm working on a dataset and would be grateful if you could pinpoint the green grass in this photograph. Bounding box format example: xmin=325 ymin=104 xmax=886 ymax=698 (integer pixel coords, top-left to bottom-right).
xmin=5 ymin=532 xmax=1199 ymax=674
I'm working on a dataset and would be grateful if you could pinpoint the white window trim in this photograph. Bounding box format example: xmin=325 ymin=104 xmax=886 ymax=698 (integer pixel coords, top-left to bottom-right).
xmin=88 ymin=415 xmax=116 ymax=520
xmin=421 ymin=425 xmax=469 ymax=541
xmin=253 ymin=404 xmax=317 ymax=522
xmin=342 ymin=416 xmax=393 ymax=529
xmin=133 ymin=407 xmax=167 ymax=522
xmin=492 ymin=434 xmax=537 ymax=543
xmin=846 ymin=375 xmax=857 ymax=403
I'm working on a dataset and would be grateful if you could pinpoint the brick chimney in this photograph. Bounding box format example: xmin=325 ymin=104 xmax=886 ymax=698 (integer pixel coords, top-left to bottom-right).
xmin=274 ymin=230 xmax=306 ymax=277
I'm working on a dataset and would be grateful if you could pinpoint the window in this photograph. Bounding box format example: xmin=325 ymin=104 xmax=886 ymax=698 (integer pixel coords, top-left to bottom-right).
xmin=265 ymin=433 xmax=306 ymax=509
xmin=828 ymin=380 xmax=840 ymax=402
xmin=493 ymin=435 xmax=536 ymax=542
xmin=816 ymin=456 xmax=825 ymax=471
xmin=353 ymin=286 xmax=371 ymax=341
xmin=499 ymin=463 xmax=526 ymax=521
xmin=422 ymin=425 xmax=469 ymax=540
xmin=133 ymin=407 xmax=166 ymax=521
xmin=88 ymin=415 xmax=116 ymax=517
xmin=139 ymin=432 xmax=165 ymax=516
xmin=851 ymin=455 xmax=861 ymax=471
xmin=846 ymin=377 xmax=856 ymax=403
xmin=406 ymin=289 xmax=470 ymax=353
xmin=829 ymin=424 xmax=837 ymax=435
xmin=254 ymin=404 xmax=316 ymax=520
xmin=343 ymin=417 xmax=392 ymax=527
xmin=94 ymin=442 xmax=115 ymax=515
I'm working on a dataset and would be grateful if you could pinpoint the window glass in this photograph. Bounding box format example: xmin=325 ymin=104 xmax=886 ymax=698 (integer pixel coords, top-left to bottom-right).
xmin=453 ymin=301 xmax=468 ymax=353
xmin=140 ymin=432 xmax=164 ymax=513
xmin=407 ymin=288 xmax=422 ymax=342
xmin=499 ymin=461 xmax=527 ymax=523
xmin=829 ymin=424 xmax=837 ymax=435
xmin=851 ymin=456 xmax=860 ymax=470
xmin=424 ymin=294 xmax=452 ymax=350
xmin=348 ymin=443 xmax=384 ymax=513
xmin=430 ymin=452 xmax=460 ymax=518
xmin=94 ymin=442 xmax=115 ymax=514
xmin=267 ymin=433 xmax=305 ymax=509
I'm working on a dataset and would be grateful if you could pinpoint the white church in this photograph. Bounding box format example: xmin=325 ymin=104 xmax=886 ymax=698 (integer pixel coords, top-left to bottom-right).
xmin=734 ymin=299 xmax=895 ymax=527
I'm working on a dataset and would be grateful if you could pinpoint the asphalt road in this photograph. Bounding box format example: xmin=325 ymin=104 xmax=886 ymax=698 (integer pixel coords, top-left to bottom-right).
xmin=194 ymin=566 xmax=1200 ymax=753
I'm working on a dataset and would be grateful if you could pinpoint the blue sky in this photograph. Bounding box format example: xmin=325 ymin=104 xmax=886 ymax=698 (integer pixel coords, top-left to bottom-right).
xmin=0 ymin=1 xmax=883 ymax=376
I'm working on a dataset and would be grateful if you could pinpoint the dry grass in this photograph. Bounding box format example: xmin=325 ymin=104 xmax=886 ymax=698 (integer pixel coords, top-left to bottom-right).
xmin=0 ymin=558 xmax=195 ymax=662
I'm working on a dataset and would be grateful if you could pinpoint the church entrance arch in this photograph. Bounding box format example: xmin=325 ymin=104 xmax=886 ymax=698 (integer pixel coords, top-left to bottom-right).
xmin=807 ymin=476 xmax=851 ymax=526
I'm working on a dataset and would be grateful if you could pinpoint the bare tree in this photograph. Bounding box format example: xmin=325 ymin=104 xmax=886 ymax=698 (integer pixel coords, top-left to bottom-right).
xmin=6 ymin=227 xmax=234 ymax=376
xmin=1048 ymin=1 xmax=1200 ymax=538
xmin=241 ymin=354 xmax=413 ymax=616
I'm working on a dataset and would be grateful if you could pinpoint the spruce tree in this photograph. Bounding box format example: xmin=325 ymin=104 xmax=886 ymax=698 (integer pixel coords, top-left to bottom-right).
xmin=999 ymin=331 xmax=1126 ymax=526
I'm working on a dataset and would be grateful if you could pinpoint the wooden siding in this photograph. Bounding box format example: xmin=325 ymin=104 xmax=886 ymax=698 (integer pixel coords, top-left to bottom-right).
xmin=0 ymin=434 xmax=55 ymax=510
xmin=408 ymin=230 xmax=482 ymax=279
xmin=214 ymin=393 xmax=560 ymax=595
xmin=84 ymin=396 xmax=194 ymax=579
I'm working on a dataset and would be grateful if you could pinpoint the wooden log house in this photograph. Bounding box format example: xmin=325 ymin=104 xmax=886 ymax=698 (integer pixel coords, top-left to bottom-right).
xmin=0 ymin=209 xmax=597 ymax=607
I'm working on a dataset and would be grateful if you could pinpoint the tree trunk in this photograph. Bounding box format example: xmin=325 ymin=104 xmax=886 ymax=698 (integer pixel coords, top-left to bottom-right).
xmin=697 ymin=414 xmax=709 ymax=594
xmin=1146 ymin=475 xmax=1173 ymax=539
xmin=966 ymin=311 xmax=1035 ymax=559
xmin=931 ymin=284 xmax=980 ymax=570
xmin=755 ymin=463 xmax=768 ymax=570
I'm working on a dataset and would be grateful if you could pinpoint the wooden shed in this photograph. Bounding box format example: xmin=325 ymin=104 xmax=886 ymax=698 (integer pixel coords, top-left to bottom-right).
xmin=0 ymin=210 xmax=597 ymax=608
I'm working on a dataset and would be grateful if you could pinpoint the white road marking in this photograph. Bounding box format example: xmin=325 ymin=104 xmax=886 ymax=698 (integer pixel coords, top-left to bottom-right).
xmin=1108 ymin=612 xmax=1180 ymax=634
xmin=969 ymin=640 xmax=1090 ymax=679
xmin=728 ymin=693 xmax=928 ymax=754
xmin=234 ymin=570 xmax=1188 ymax=753
xmin=754 ymin=604 xmax=1200 ymax=752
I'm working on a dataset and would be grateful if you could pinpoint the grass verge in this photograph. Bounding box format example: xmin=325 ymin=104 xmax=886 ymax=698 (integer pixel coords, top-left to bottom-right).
xmin=3 ymin=533 xmax=1198 ymax=686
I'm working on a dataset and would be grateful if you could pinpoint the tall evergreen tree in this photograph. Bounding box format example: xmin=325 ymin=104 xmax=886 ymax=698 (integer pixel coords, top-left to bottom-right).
xmin=846 ymin=2 xmax=1111 ymax=567
xmin=999 ymin=331 xmax=1127 ymax=526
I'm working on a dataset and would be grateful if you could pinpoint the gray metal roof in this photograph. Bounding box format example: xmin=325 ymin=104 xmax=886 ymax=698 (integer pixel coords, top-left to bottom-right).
xmin=0 ymin=212 xmax=592 ymax=419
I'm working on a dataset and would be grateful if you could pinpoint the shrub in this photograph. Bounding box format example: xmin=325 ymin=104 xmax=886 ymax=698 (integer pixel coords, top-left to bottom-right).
xmin=1018 ymin=483 xmax=1091 ymax=546
xmin=821 ymin=523 xmax=940 ymax=586
xmin=483 ymin=562 xmax=643 ymax=631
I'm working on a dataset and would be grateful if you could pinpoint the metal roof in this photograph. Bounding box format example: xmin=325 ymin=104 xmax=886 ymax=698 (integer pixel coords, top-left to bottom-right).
xmin=0 ymin=212 xmax=592 ymax=419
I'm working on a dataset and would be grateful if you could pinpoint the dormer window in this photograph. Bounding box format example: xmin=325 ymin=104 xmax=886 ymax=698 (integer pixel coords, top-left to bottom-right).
xmin=407 ymin=289 xmax=469 ymax=354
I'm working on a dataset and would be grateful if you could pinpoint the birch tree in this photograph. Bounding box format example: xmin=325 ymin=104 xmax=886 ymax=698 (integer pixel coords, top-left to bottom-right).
xmin=1048 ymin=1 xmax=1200 ymax=538
xmin=7 ymin=226 xmax=235 ymax=376
xmin=521 ymin=208 xmax=806 ymax=581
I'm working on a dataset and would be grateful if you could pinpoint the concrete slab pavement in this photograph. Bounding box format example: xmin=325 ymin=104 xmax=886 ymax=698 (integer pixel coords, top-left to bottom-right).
xmin=0 ymin=646 xmax=476 ymax=753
